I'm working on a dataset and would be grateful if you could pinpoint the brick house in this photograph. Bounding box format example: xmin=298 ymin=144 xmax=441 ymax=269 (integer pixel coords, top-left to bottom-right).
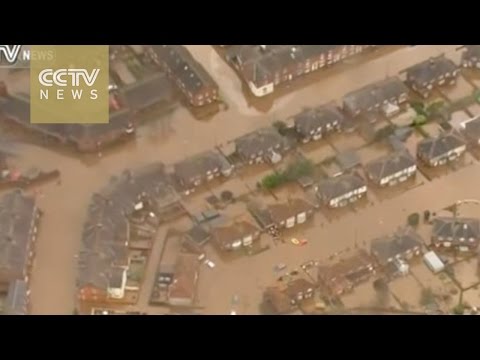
xmin=417 ymin=131 xmax=466 ymax=167
xmin=404 ymin=55 xmax=460 ymax=98
xmin=462 ymin=117 xmax=480 ymax=146
xmin=147 ymin=45 xmax=219 ymax=107
xmin=315 ymin=173 xmax=367 ymax=208
xmin=263 ymin=278 xmax=315 ymax=314
xmin=0 ymin=190 xmax=41 ymax=302
xmin=343 ymin=77 xmax=409 ymax=118
xmin=431 ymin=217 xmax=480 ymax=252
xmin=226 ymin=45 xmax=378 ymax=97
xmin=210 ymin=221 xmax=260 ymax=252
xmin=234 ymin=127 xmax=291 ymax=165
xmin=173 ymin=150 xmax=234 ymax=195
xmin=168 ymin=253 xmax=200 ymax=307
xmin=459 ymin=45 xmax=480 ymax=69
xmin=291 ymin=102 xmax=345 ymax=143
xmin=317 ymin=250 xmax=376 ymax=297
xmin=371 ymin=227 xmax=423 ymax=267
xmin=364 ymin=151 xmax=417 ymax=187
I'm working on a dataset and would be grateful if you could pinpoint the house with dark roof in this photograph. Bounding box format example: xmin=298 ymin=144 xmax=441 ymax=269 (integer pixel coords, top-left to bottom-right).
xmin=459 ymin=45 xmax=480 ymax=69
xmin=364 ymin=151 xmax=417 ymax=187
xmin=168 ymin=253 xmax=200 ymax=307
xmin=342 ymin=77 xmax=409 ymax=118
xmin=4 ymin=280 xmax=29 ymax=315
xmin=317 ymin=250 xmax=376 ymax=297
xmin=404 ymin=55 xmax=460 ymax=98
xmin=432 ymin=217 xmax=480 ymax=251
xmin=315 ymin=173 xmax=367 ymax=208
xmin=462 ymin=117 xmax=480 ymax=146
xmin=210 ymin=221 xmax=260 ymax=252
xmin=266 ymin=198 xmax=314 ymax=229
xmin=226 ymin=45 xmax=378 ymax=97
xmin=173 ymin=150 xmax=234 ymax=195
xmin=148 ymin=45 xmax=219 ymax=107
xmin=417 ymin=132 xmax=466 ymax=167
xmin=0 ymin=190 xmax=40 ymax=291
xmin=77 ymin=163 xmax=185 ymax=306
xmin=292 ymin=102 xmax=345 ymax=143
xmin=371 ymin=227 xmax=423 ymax=267
xmin=263 ymin=278 xmax=315 ymax=314
xmin=0 ymin=94 xmax=135 ymax=153
xmin=234 ymin=127 xmax=291 ymax=165
xmin=118 ymin=72 xmax=173 ymax=112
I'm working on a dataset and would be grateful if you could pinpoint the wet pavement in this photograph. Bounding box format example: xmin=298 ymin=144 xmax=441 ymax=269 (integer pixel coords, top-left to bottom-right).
xmin=1 ymin=45 xmax=471 ymax=314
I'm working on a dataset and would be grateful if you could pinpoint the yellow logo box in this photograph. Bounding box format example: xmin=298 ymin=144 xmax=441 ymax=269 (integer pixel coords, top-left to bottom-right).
xmin=30 ymin=45 xmax=109 ymax=124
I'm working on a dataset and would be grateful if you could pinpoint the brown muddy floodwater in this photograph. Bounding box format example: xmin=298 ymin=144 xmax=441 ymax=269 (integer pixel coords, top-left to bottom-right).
xmin=5 ymin=45 xmax=464 ymax=314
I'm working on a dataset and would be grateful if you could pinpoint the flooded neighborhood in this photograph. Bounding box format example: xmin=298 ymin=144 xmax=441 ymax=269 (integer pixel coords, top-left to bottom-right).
xmin=3 ymin=44 xmax=480 ymax=315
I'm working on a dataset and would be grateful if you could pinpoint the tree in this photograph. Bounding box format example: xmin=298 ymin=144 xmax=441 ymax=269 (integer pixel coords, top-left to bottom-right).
xmin=261 ymin=173 xmax=287 ymax=189
xmin=407 ymin=213 xmax=420 ymax=227
xmin=452 ymin=303 xmax=465 ymax=315
xmin=420 ymin=287 xmax=436 ymax=307
xmin=273 ymin=120 xmax=288 ymax=136
xmin=411 ymin=115 xmax=427 ymax=128
xmin=284 ymin=159 xmax=314 ymax=181
xmin=423 ymin=210 xmax=431 ymax=223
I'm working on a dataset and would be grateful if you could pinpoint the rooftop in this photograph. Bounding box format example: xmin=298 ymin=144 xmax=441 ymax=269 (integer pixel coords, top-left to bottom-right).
xmin=406 ymin=55 xmax=458 ymax=87
xmin=343 ymin=77 xmax=408 ymax=115
xmin=149 ymin=45 xmax=217 ymax=93
xmin=417 ymin=132 xmax=465 ymax=160
xmin=235 ymin=127 xmax=289 ymax=159
xmin=365 ymin=151 xmax=416 ymax=182
xmin=317 ymin=173 xmax=366 ymax=201
xmin=371 ymin=227 xmax=423 ymax=265
xmin=0 ymin=190 xmax=38 ymax=280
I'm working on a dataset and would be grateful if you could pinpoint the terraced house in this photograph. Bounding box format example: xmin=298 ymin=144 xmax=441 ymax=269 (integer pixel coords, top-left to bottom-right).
xmin=234 ymin=127 xmax=291 ymax=165
xmin=0 ymin=190 xmax=41 ymax=315
xmin=210 ymin=221 xmax=260 ymax=252
xmin=404 ymin=55 xmax=460 ymax=98
xmin=459 ymin=45 xmax=480 ymax=69
xmin=342 ymin=77 xmax=409 ymax=118
xmin=364 ymin=151 xmax=417 ymax=187
xmin=290 ymin=102 xmax=345 ymax=143
xmin=431 ymin=217 xmax=480 ymax=252
xmin=173 ymin=150 xmax=234 ymax=195
xmin=226 ymin=45 xmax=378 ymax=97
xmin=417 ymin=132 xmax=466 ymax=167
xmin=148 ymin=45 xmax=219 ymax=107
xmin=371 ymin=227 xmax=423 ymax=272
xmin=315 ymin=173 xmax=367 ymax=208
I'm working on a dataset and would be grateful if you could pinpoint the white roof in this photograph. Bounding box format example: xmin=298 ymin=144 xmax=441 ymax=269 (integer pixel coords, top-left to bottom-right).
xmin=423 ymin=251 xmax=445 ymax=272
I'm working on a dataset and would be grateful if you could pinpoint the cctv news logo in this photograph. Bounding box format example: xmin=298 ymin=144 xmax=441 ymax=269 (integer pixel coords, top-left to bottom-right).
xmin=38 ymin=68 xmax=100 ymax=100
xmin=0 ymin=45 xmax=54 ymax=67
xmin=30 ymin=45 xmax=109 ymax=124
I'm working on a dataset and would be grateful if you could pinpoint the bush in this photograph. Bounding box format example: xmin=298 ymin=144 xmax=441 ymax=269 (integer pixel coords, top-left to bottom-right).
xmin=411 ymin=101 xmax=428 ymax=117
xmin=411 ymin=115 xmax=427 ymax=127
xmin=261 ymin=172 xmax=287 ymax=189
xmin=407 ymin=213 xmax=420 ymax=227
